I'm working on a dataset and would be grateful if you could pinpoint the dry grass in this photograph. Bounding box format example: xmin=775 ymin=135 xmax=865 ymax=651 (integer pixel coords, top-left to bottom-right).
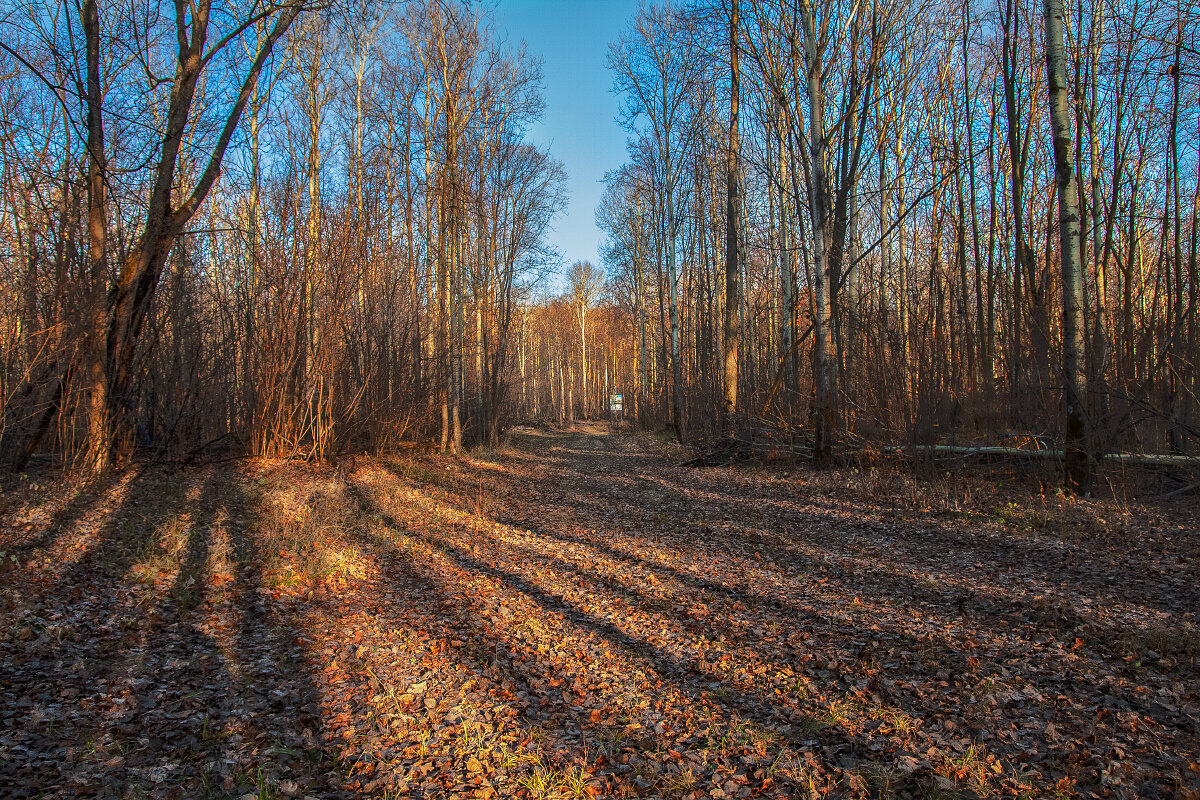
xmin=254 ymin=474 xmax=368 ymax=587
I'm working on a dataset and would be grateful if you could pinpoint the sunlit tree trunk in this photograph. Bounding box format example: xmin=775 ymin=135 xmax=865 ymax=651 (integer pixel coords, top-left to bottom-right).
xmin=82 ymin=0 xmax=109 ymax=472
xmin=723 ymin=0 xmax=740 ymax=425
xmin=797 ymin=0 xmax=835 ymax=465
xmin=95 ymin=0 xmax=303 ymax=468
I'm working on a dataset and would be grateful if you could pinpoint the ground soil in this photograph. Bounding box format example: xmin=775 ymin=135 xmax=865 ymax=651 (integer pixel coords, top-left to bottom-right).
xmin=1 ymin=423 xmax=1197 ymax=799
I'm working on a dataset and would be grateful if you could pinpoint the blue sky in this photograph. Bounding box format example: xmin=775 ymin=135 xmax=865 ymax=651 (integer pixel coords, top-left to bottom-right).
xmin=495 ymin=0 xmax=640 ymax=279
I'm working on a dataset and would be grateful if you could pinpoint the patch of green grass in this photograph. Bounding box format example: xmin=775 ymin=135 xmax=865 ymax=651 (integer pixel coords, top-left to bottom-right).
xmin=495 ymin=742 xmax=539 ymax=770
xmin=252 ymin=768 xmax=278 ymax=800
xmin=812 ymin=696 xmax=861 ymax=728
xmin=938 ymin=744 xmax=991 ymax=795
xmin=199 ymin=714 xmax=231 ymax=746
xmin=414 ymin=727 xmax=433 ymax=756
xmin=256 ymin=479 xmax=368 ymax=587
xmin=992 ymin=501 xmax=1059 ymax=531
xmin=130 ymin=516 xmax=192 ymax=583
xmin=229 ymin=767 xmax=277 ymax=799
xmin=868 ymin=707 xmax=919 ymax=737
xmin=455 ymin=719 xmax=494 ymax=757
xmin=517 ymin=758 xmax=567 ymax=799
xmin=765 ymin=748 xmax=818 ymax=797
xmin=699 ymin=712 xmax=779 ymax=755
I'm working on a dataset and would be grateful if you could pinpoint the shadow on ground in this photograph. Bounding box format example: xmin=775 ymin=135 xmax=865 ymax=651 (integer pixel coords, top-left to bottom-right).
xmin=1 ymin=426 xmax=1197 ymax=799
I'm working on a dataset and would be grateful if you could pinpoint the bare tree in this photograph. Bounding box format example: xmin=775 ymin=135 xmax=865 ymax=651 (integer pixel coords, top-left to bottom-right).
xmin=96 ymin=0 xmax=308 ymax=468
xmin=723 ymin=0 xmax=740 ymax=425
xmin=609 ymin=2 xmax=702 ymax=441
xmin=1045 ymin=0 xmax=1089 ymax=491
xmin=568 ymin=260 xmax=606 ymax=419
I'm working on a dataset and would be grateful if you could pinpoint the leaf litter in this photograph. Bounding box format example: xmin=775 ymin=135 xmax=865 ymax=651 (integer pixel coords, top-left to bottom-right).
xmin=1 ymin=424 xmax=1197 ymax=799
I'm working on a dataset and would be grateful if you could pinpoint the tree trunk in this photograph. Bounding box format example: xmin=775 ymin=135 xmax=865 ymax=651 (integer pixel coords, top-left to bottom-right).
xmin=723 ymin=0 xmax=740 ymax=426
xmin=580 ymin=307 xmax=589 ymax=420
xmin=666 ymin=176 xmax=685 ymax=441
xmin=1045 ymin=0 xmax=1091 ymax=493
xmin=91 ymin=0 xmax=302 ymax=468
xmin=798 ymin=0 xmax=836 ymax=465
xmin=82 ymin=0 xmax=109 ymax=472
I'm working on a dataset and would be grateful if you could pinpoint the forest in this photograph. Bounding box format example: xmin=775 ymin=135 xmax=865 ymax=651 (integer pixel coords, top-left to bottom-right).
xmin=1 ymin=0 xmax=1199 ymax=798
xmin=0 ymin=0 xmax=1197 ymax=490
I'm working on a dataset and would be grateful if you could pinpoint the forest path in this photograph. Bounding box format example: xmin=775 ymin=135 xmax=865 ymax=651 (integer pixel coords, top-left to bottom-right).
xmin=342 ymin=422 xmax=1199 ymax=798
xmin=1 ymin=425 xmax=1196 ymax=799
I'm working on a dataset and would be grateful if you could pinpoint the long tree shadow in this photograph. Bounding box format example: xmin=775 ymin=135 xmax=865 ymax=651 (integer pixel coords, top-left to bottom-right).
xmin=542 ymin=460 xmax=1200 ymax=621
xmin=341 ymin=485 xmax=842 ymax=797
xmin=386 ymin=452 xmax=1196 ymax=691
xmin=1 ymin=466 xmax=201 ymax=797
xmin=0 ymin=469 xmax=125 ymax=561
xmin=611 ymin=468 xmax=1200 ymax=665
xmin=624 ymin=455 xmax=1200 ymax=618
xmin=504 ymin=427 xmax=1200 ymax=619
xmin=369 ymin=438 xmax=1199 ymax=797
xmin=425 ymin=434 xmax=1200 ymax=667
xmin=465 ymin=500 xmax=1200 ymax=750
xmin=332 ymin=513 xmax=598 ymax=794
xmin=0 ymin=465 xmax=333 ymax=799
xmin=517 ymin=513 xmax=1197 ymax=686
xmin=347 ymin=471 xmax=1022 ymax=798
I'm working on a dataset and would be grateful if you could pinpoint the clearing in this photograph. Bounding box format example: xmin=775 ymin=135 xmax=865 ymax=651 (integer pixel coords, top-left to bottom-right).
xmin=1 ymin=424 xmax=1197 ymax=799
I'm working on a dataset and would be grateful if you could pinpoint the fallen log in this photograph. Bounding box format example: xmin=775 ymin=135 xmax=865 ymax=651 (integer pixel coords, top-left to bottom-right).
xmin=887 ymin=444 xmax=1200 ymax=467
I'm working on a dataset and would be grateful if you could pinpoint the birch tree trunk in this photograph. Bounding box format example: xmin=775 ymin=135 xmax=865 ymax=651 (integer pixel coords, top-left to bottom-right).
xmin=798 ymin=0 xmax=836 ymax=465
xmin=1045 ymin=0 xmax=1091 ymax=492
